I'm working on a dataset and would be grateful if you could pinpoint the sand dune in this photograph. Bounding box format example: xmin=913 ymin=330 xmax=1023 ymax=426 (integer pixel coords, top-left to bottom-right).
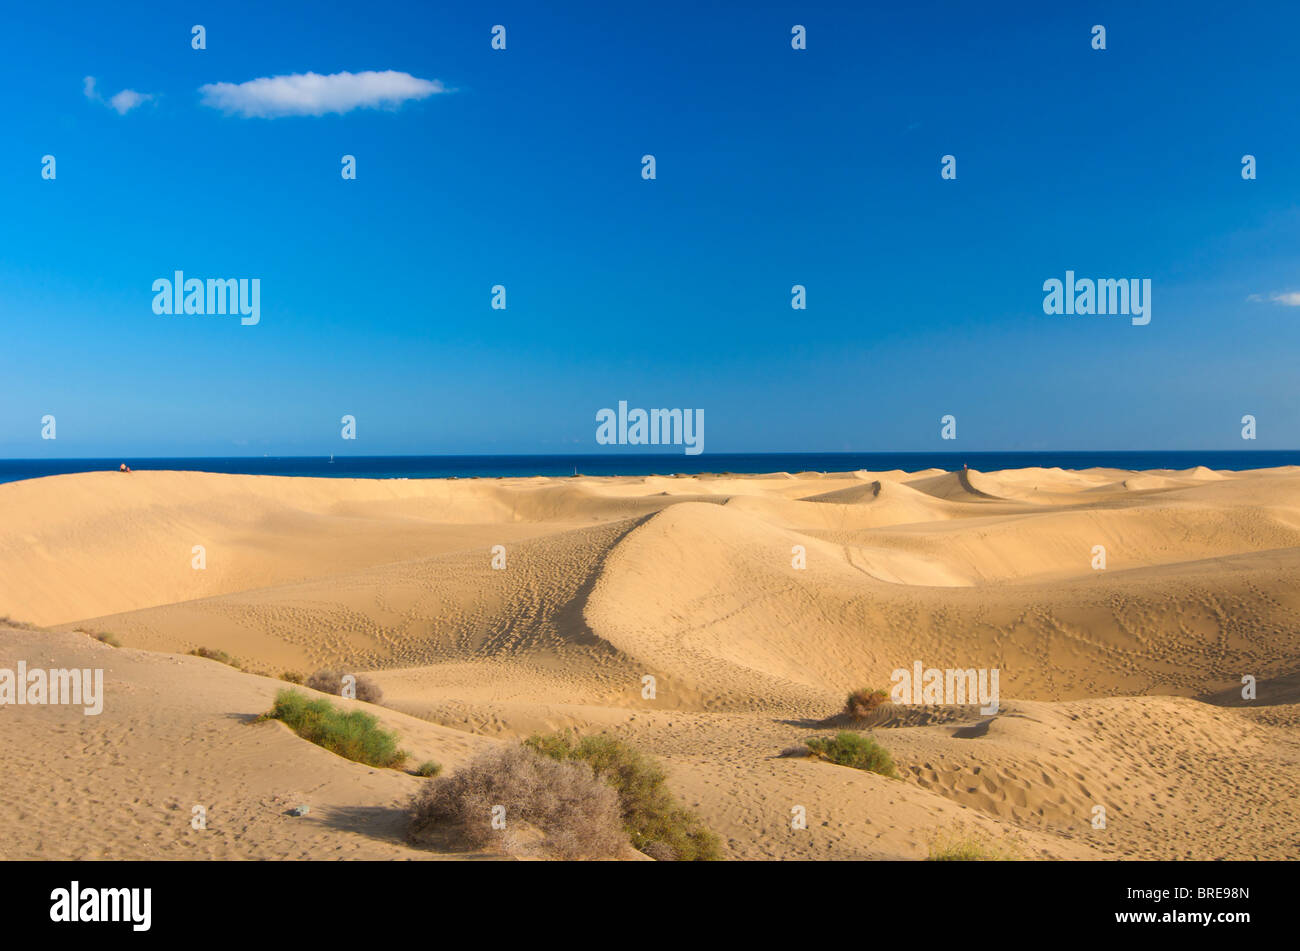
xmin=0 ymin=627 xmax=500 ymax=860
xmin=906 ymin=468 xmax=1005 ymax=501
xmin=3 ymin=465 xmax=1299 ymax=860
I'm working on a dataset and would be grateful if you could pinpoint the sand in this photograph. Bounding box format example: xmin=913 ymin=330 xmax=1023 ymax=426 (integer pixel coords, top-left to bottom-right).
xmin=2 ymin=466 xmax=1298 ymax=859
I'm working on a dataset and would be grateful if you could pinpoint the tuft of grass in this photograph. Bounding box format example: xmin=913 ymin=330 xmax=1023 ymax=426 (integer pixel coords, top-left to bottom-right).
xmin=409 ymin=745 xmax=626 ymax=859
xmin=803 ymin=732 xmax=897 ymax=777
xmin=260 ymin=689 xmax=408 ymax=769
xmin=306 ymin=668 xmax=383 ymax=704
xmin=414 ymin=760 xmax=443 ymax=778
xmin=844 ymin=687 xmax=890 ymax=719
xmin=280 ymin=671 xmax=305 ymax=684
xmin=927 ymin=829 xmax=1019 ymax=861
xmin=524 ymin=731 xmax=722 ymax=861
xmin=81 ymin=630 xmax=121 ymax=647
xmin=190 ymin=647 xmax=241 ymax=669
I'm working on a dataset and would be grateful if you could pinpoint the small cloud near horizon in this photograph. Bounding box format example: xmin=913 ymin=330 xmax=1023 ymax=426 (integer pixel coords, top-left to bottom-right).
xmin=1249 ymin=291 xmax=1300 ymax=306
xmin=198 ymin=70 xmax=446 ymax=118
xmin=83 ymin=75 xmax=155 ymax=114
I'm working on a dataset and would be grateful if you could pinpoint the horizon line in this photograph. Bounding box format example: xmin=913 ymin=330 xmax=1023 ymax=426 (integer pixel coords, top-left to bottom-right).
xmin=2 ymin=448 xmax=1296 ymax=462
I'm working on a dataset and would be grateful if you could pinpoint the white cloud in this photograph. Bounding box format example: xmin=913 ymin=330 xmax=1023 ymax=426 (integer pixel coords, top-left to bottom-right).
xmin=198 ymin=70 xmax=446 ymax=118
xmin=1250 ymin=291 xmax=1300 ymax=306
xmin=108 ymin=89 xmax=154 ymax=114
xmin=84 ymin=75 xmax=155 ymax=114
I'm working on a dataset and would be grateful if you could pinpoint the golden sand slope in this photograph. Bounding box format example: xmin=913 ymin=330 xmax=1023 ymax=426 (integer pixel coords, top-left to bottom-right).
xmin=0 ymin=628 xmax=498 ymax=860
xmin=2 ymin=466 xmax=1298 ymax=859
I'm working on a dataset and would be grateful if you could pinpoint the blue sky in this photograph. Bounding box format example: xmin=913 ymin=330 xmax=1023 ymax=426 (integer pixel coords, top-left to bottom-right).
xmin=1 ymin=0 xmax=1298 ymax=456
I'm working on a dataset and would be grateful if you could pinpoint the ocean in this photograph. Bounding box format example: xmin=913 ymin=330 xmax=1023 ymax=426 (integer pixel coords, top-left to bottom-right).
xmin=1 ymin=451 xmax=1298 ymax=485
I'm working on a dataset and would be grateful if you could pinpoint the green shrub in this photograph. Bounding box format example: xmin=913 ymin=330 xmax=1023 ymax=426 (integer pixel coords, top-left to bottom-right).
xmin=524 ymin=731 xmax=722 ymax=861
xmin=414 ymin=760 xmax=442 ymax=777
xmin=261 ymin=689 xmax=408 ymax=769
xmin=804 ymin=732 xmax=897 ymax=777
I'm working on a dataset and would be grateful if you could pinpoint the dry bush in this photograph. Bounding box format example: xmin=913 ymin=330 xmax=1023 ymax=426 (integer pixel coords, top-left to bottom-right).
xmin=409 ymin=745 xmax=626 ymax=860
xmin=844 ymin=687 xmax=889 ymax=719
xmin=641 ymin=841 xmax=678 ymax=862
xmin=0 ymin=616 xmax=42 ymax=631
xmin=306 ymin=668 xmax=383 ymax=704
xmin=190 ymin=647 xmax=241 ymax=668
xmin=77 ymin=629 xmax=121 ymax=647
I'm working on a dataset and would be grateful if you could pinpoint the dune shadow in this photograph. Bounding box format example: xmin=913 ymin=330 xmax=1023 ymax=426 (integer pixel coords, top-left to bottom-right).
xmin=317 ymin=806 xmax=507 ymax=859
xmin=776 ymin=717 xmax=832 ymax=729
xmin=314 ymin=804 xmax=412 ymax=847
xmin=405 ymin=826 xmax=507 ymax=858
xmin=1199 ymin=669 xmax=1300 ymax=707
xmin=951 ymin=717 xmax=994 ymax=739
xmin=775 ymin=710 xmax=896 ymax=730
